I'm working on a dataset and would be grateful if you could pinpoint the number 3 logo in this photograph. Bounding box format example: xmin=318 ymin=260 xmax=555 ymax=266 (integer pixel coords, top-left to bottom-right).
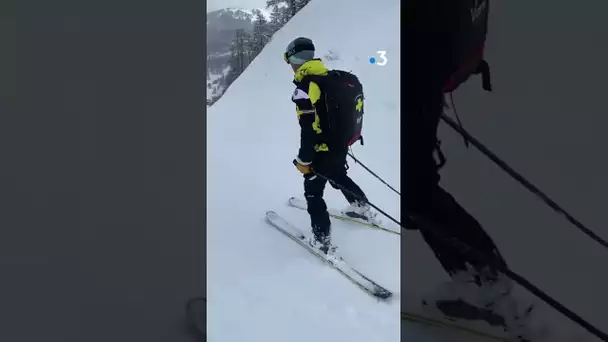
xmin=376 ymin=51 xmax=387 ymax=66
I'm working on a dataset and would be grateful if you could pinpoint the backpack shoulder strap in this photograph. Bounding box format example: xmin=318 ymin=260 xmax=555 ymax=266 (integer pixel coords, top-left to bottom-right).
xmin=475 ymin=60 xmax=492 ymax=91
xmin=299 ymin=73 xmax=329 ymax=87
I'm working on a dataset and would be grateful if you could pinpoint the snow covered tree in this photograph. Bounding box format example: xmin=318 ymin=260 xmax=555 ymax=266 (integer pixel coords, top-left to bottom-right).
xmin=294 ymin=0 xmax=311 ymax=12
xmin=249 ymin=9 xmax=272 ymax=57
xmin=265 ymin=0 xmax=312 ymax=33
xmin=266 ymin=3 xmax=291 ymax=33
xmin=226 ymin=29 xmax=253 ymax=85
xmin=267 ymin=0 xmax=311 ymax=16
xmin=265 ymin=0 xmax=286 ymax=10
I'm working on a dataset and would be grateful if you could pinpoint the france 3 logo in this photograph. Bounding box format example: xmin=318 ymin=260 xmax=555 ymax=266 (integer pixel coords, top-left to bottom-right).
xmin=369 ymin=51 xmax=387 ymax=66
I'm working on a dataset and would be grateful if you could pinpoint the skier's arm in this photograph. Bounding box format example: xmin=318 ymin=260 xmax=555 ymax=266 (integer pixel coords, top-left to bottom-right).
xmin=292 ymin=82 xmax=322 ymax=164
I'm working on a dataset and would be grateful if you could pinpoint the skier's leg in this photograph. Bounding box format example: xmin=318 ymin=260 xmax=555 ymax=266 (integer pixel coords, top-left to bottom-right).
xmin=319 ymin=153 xmax=380 ymax=222
xmin=417 ymin=186 xmax=507 ymax=279
xmin=303 ymin=173 xmax=330 ymax=242
xmin=335 ymin=175 xmax=368 ymax=204
xmin=435 ymin=186 xmax=507 ymax=275
xmin=304 ymin=154 xmax=334 ymax=254
xmin=403 ymin=88 xmax=509 ymax=297
xmin=328 ymin=158 xmax=368 ymax=204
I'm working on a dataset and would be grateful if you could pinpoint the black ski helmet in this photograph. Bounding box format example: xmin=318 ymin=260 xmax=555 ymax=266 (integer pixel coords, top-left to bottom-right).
xmin=284 ymin=37 xmax=315 ymax=65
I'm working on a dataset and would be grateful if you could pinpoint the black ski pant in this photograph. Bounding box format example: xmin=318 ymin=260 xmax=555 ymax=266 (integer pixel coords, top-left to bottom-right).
xmin=403 ymin=88 xmax=507 ymax=281
xmin=304 ymin=151 xmax=367 ymax=239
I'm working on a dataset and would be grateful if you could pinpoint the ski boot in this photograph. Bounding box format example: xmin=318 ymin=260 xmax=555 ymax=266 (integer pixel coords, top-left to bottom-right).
xmin=421 ymin=267 xmax=512 ymax=319
xmin=488 ymin=287 xmax=538 ymax=342
xmin=308 ymin=226 xmax=337 ymax=259
xmin=343 ymin=201 xmax=380 ymax=224
xmin=422 ymin=268 xmax=536 ymax=341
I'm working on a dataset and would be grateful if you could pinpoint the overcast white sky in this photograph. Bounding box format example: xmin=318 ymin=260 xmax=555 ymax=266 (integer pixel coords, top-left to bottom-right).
xmin=207 ymin=0 xmax=268 ymax=12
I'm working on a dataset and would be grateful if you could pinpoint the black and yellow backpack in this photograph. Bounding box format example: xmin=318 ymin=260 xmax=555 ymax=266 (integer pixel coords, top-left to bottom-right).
xmin=301 ymin=70 xmax=365 ymax=151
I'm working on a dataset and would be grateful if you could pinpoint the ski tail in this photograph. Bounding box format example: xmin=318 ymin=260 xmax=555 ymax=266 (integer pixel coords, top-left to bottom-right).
xmin=402 ymin=311 xmax=508 ymax=341
xmin=265 ymin=210 xmax=393 ymax=300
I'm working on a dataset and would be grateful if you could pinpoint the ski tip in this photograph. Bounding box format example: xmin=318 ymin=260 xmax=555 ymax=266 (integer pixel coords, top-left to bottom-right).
xmin=376 ymin=291 xmax=393 ymax=300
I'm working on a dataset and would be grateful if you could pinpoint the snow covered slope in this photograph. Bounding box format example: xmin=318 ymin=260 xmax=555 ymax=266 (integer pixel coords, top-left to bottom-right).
xmin=206 ymin=0 xmax=403 ymax=341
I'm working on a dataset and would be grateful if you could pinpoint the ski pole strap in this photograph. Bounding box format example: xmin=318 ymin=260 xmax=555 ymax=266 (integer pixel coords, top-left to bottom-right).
xmin=476 ymin=60 xmax=492 ymax=91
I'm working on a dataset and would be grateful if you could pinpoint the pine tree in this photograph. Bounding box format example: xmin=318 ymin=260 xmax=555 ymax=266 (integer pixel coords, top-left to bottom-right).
xmin=288 ymin=0 xmax=296 ymax=17
xmin=250 ymin=9 xmax=272 ymax=57
xmin=211 ymin=0 xmax=312 ymax=105
xmin=226 ymin=29 xmax=252 ymax=85
xmin=267 ymin=2 xmax=291 ymax=33
xmin=294 ymin=0 xmax=310 ymax=12
xmin=266 ymin=0 xmax=297 ymax=17
xmin=265 ymin=0 xmax=285 ymax=9
xmin=265 ymin=0 xmax=311 ymax=33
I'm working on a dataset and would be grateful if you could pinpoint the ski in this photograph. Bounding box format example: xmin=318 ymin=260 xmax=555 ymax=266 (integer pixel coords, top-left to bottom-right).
xmin=401 ymin=311 xmax=509 ymax=341
xmin=265 ymin=210 xmax=393 ymax=300
xmin=287 ymin=197 xmax=399 ymax=235
xmin=403 ymin=300 xmax=539 ymax=342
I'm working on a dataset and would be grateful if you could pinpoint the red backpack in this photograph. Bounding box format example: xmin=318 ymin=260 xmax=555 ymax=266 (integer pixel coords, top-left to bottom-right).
xmin=441 ymin=0 xmax=492 ymax=93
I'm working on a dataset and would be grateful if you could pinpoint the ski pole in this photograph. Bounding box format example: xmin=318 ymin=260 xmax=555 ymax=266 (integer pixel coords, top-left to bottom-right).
xmin=311 ymin=171 xmax=402 ymax=229
xmin=313 ymin=172 xmax=607 ymax=340
xmin=347 ymin=152 xmax=401 ymax=195
xmin=404 ymin=212 xmax=608 ymax=341
xmin=440 ymin=113 xmax=608 ymax=250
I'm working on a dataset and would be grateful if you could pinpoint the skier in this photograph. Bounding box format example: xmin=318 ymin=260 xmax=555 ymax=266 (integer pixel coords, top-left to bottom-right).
xmin=405 ymin=0 xmax=532 ymax=338
xmin=284 ymin=37 xmax=377 ymax=256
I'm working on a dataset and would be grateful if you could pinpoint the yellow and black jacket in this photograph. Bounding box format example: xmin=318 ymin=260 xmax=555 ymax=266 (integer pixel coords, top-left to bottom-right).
xmin=291 ymin=59 xmax=331 ymax=165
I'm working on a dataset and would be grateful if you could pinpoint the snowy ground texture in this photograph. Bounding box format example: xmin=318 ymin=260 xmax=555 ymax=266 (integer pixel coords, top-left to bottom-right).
xmin=207 ymin=0 xmax=400 ymax=341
